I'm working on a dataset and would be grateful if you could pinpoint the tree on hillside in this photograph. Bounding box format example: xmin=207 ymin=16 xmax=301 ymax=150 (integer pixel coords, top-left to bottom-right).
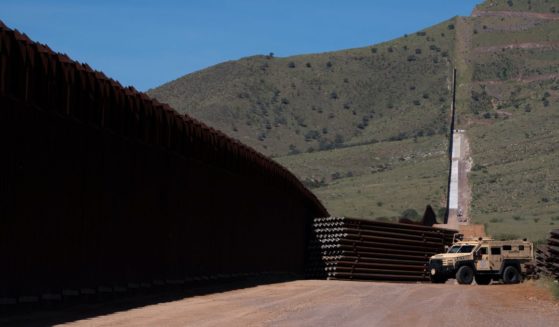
xmin=402 ymin=209 xmax=419 ymax=220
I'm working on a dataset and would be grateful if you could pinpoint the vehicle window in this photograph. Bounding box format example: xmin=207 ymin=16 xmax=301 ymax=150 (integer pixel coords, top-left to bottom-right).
xmin=478 ymin=247 xmax=488 ymax=255
xmin=519 ymin=245 xmax=524 ymax=251
xmin=458 ymin=245 xmax=475 ymax=253
xmin=491 ymin=247 xmax=501 ymax=255
xmin=448 ymin=246 xmax=461 ymax=253
xmin=503 ymin=245 xmax=512 ymax=251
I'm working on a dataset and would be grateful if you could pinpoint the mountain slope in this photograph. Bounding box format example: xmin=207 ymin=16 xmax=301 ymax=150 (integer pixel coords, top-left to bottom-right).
xmin=150 ymin=0 xmax=559 ymax=241
xmin=148 ymin=19 xmax=457 ymax=157
xmin=455 ymin=0 xmax=559 ymax=241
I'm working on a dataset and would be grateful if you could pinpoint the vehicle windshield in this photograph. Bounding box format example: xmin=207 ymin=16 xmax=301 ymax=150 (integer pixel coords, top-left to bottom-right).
xmin=447 ymin=245 xmax=475 ymax=253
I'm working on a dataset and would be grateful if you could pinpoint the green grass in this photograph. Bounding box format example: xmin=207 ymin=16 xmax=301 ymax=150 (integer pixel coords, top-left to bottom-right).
xmin=473 ymin=20 xmax=559 ymax=47
xmin=462 ymin=3 xmax=559 ymax=241
xmin=275 ymin=135 xmax=449 ymax=221
xmin=536 ymin=277 xmax=559 ymax=300
xmin=467 ymin=106 xmax=559 ymax=241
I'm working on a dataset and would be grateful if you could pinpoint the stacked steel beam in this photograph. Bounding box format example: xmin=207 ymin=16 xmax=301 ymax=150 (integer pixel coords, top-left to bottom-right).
xmin=306 ymin=217 xmax=456 ymax=281
xmin=535 ymin=245 xmax=552 ymax=277
xmin=547 ymin=229 xmax=559 ymax=279
xmin=535 ymin=229 xmax=559 ymax=280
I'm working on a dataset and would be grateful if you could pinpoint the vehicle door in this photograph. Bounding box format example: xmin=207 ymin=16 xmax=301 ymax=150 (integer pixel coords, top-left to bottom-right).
xmin=489 ymin=246 xmax=502 ymax=271
xmin=475 ymin=246 xmax=490 ymax=271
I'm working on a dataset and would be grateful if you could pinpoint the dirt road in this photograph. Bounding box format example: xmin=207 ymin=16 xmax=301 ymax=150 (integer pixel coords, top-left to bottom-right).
xmin=21 ymin=280 xmax=553 ymax=327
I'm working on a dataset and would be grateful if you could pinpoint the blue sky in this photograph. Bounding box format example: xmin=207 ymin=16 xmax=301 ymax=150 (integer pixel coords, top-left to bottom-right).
xmin=0 ymin=0 xmax=482 ymax=91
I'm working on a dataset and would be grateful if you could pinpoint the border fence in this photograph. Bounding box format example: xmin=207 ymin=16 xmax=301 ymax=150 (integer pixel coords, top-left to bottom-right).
xmin=0 ymin=21 xmax=328 ymax=306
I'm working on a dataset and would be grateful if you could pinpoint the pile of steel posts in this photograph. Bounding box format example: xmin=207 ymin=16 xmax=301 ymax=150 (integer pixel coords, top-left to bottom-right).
xmin=536 ymin=229 xmax=559 ymax=279
xmin=306 ymin=217 xmax=457 ymax=281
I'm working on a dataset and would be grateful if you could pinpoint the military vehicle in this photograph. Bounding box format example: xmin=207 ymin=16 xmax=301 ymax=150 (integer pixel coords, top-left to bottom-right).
xmin=428 ymin=237 xmax=534 ymax=285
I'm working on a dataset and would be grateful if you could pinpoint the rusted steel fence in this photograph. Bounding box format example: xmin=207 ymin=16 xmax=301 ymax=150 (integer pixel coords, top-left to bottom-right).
xmin=0 ymin=21 xmax=328 ymax=306
xmin=535 ymin=229 xmax=559 ymax=280
xmin=306 ymin=217 xmax=456 ymax=281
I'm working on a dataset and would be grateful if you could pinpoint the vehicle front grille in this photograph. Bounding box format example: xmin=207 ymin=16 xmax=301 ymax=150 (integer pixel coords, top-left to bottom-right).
xmin=430 ymin=259 xmax=442 ymax=268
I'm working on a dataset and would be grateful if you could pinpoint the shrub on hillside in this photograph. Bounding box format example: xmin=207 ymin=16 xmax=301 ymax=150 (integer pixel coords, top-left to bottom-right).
xmin=304 ymin=130 xmax=320 ymax=141
xmin=331 ymin=172 xmax=341 ymax=180
xmin=437 ymin=207 xmax=446 ymax=219
xmin=302 ymin=177 xmax=326 ymax=189
xmin=401 ymin=209 xmax=419 ymax=220
xmin=288 ymin=144 xmax=300 ymax=155
xmin=493 ymin=233 xmax=520 ymax=240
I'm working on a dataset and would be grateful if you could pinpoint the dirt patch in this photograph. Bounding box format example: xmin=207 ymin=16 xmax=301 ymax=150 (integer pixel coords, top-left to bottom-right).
xmin=472 ymin=10 xmax=559 ymax=21
xmin=459 ymin=132 xmax=473 ymax=224
xmin=27 ymin=280 xmax=554 ymax=327
xmin=475 ymin=73 xmax=559 ymax=85
xmin=474 ymin=41 xmax=559 ymax=53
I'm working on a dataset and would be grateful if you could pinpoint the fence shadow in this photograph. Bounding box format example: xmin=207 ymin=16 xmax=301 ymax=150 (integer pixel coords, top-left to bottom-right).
xmin=0 ymin=274 xmax=298 ymax=327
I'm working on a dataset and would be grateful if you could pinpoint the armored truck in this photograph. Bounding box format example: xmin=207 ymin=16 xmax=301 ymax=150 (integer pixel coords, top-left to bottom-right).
xmin=428 ymin=237 xmax=534 ymax=285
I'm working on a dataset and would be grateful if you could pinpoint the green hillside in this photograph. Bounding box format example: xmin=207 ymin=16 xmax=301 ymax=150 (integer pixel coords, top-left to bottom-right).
xmin=456 ymin=0 xmax=559 ymax=241
xmin=148 ymin=19 xmax=457 ymax=157
xmin=275 ymin=135 xmax=450 ymax=220
xmin=150 ymin=0 xmax=559 ymax=241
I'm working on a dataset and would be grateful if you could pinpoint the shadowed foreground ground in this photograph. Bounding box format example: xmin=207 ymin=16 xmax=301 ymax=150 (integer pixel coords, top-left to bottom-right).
xmin=4 ymin=280 xmax=559 ymax=326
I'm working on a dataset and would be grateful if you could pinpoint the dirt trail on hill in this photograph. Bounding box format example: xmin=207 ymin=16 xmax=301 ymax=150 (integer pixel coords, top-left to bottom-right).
xmin=475 ymin=73 xmax=559 ymax=85
xmin=474 ymin=41 xmax=559 ymax=53
xmin=459 ymin=133 xmax=473 ymax=224
xmin=472 ymin=10 xmax=559 ymax=20
xmin=8 ymin=280 xmax=554 ymax=327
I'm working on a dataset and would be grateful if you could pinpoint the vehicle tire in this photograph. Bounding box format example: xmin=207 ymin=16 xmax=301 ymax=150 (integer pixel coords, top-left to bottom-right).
xmin=456 ymin=266 xmax=474 ymax=285
xmin=430 ymin=275 xmax=448 ymax=284
xmin=474 ymin=274 xmax=491 ymax=285
xmin=502 ymin=266 xmax=521 ymax=284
